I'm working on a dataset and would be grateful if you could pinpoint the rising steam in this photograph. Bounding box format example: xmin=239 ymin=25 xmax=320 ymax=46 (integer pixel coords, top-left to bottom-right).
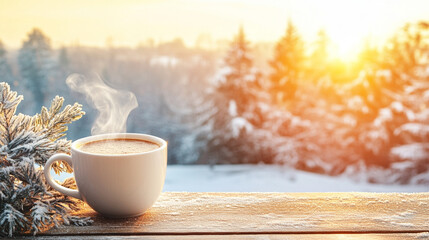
xmin=66 ymin=74 xmax=138 ymax=135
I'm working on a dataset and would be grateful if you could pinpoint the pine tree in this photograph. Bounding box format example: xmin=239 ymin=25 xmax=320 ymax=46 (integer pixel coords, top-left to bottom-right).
xmin=18 ymin=28 xmax=55 ymax=113
xmin=358 ymin=38 xmax=379 ymax=69
xmin=379 ymin=22 xmax=429 ymax=182
xmin=215 ymin=26 xmax=263 ymax=116
xmin=343 ymin=21 xmax=429 ymax=183
xmin=201 ymin=26 xmax=265 ymax=165
xmin=0 ymin=82 xmax=91 ymax=236
xmin=58 ymin=47 xmax=70 ymax=75
xmin=383 ymin=22 xmax=429 ymax=80
xmin=270 ymin=20 xmax=305 ymax=104
xmin=55 ymin=47 xmax=73 ymax=101
xmin=0 ymin=41 xmax=14 ymax=87
xmin=309 ymin=29 xmax=330 ymax=81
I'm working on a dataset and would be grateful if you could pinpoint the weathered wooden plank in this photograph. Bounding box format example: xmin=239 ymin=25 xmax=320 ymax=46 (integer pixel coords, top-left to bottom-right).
xmin=41 ymin=192 xmax=429 ymax=235
xmin=24 ymin=233 xmax=429 ymax=239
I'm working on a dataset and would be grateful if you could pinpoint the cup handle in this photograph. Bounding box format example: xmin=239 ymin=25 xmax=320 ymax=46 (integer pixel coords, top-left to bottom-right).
xmin=44 ymin=153 xmax=82 ymax=200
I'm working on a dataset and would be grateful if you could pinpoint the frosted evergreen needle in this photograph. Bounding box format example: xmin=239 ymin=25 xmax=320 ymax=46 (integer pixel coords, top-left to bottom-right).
xmin=0 ymin=82 xmax=91 ymax=237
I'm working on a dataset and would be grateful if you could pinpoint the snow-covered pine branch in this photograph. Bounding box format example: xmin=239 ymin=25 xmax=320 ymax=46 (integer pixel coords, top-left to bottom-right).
xmin=0 ymin=82 xmax=91 ymax=237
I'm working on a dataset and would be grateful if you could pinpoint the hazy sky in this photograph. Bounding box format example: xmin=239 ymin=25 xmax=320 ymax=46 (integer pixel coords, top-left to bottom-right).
xmin=1 ymin=0 xmax=428 ymax=57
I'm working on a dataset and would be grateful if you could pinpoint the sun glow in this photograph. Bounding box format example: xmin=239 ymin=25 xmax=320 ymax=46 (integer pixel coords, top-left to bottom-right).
xmin=330 ymin=39 xmax=362 ymax=63
xmin=313 ymin=0 xmax=385 ymax=62
xmin=0 ymin=0 xmax=427 ymax=49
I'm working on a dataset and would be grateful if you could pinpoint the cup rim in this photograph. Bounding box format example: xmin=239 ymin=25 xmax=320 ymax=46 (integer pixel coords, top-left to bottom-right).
xmin=71 ymin=133 xmax=167 ymax=157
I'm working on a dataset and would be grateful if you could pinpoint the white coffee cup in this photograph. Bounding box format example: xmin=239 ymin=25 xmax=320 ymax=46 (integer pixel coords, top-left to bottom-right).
xmin=44 ymin=133 xmax=167 ymax=217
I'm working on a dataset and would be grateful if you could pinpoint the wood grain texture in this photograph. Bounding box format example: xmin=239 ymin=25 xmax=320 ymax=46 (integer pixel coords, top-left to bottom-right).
xmin=38 ymin=192 xmax=429 ymax=236
xmin=23 ymin=233 xmax=429 ymax=239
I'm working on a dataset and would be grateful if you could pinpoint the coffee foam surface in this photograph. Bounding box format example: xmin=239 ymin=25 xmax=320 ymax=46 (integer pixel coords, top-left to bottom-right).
xmin=79 ymin=138 xmax=159 ymax=155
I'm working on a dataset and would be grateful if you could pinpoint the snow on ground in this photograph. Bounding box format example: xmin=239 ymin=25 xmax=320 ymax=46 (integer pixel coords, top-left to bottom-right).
xmin=53 ymin=164 xmax=428 ymax=193
xmin=163 ymin=165 xmax=428 ymax=192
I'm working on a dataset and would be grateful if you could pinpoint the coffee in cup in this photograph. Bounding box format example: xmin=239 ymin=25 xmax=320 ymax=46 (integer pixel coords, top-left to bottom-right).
xmin=44 ymin=133 xmax=167 ymax=218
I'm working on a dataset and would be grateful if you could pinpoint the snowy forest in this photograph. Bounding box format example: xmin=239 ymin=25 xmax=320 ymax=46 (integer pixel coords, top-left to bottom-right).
xmin=0 ymin=21 xmax=428 ymax=185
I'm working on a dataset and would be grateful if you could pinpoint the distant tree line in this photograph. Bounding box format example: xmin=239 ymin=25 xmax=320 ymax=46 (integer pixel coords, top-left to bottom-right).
xmin=0 ymin=21 xmax=428 ymax=184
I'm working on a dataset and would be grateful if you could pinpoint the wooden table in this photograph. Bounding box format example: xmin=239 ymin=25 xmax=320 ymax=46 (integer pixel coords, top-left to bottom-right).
xmin=28 ymin=192 xmax=429 ymax=239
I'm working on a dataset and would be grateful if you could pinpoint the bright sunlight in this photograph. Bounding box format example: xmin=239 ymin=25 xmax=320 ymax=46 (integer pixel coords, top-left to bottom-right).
xmin=0 ymin=0 xmax=428 ymax=52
